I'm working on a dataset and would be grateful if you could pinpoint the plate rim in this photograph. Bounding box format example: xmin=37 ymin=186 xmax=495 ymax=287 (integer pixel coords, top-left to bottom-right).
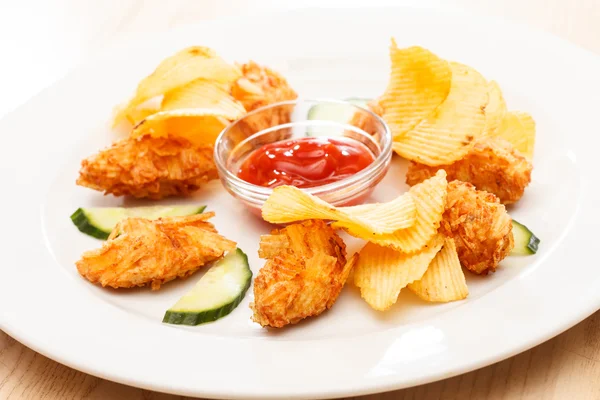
xmin=2 ymin=5 xmax=600 ymax=399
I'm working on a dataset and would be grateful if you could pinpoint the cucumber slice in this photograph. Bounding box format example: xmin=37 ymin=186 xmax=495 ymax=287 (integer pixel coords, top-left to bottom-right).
xmin=511 ymin=219 xmax=540 ymax=255
xmin=306 ymin=97 xmax=372 ymax=136
xmin=70 ymin=205 xmax=206 ymax=240
xmin=163 ymin=248 xmax=252 ymax=326
xmin=345 ymin=97 xmax=371 ymax=109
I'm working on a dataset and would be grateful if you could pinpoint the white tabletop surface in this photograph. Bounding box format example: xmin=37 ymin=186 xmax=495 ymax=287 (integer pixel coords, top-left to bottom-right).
xmin=1 ymin=0 xmax=599 ymax=120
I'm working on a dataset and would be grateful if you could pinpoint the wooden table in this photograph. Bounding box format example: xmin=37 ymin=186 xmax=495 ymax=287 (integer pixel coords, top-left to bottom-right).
xmin=1 ymin=1 xmax=599 ymax=398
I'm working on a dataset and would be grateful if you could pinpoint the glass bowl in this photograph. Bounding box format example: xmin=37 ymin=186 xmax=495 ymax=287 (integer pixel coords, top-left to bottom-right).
xmin=214 ymin=99 xmax=392 ymax=216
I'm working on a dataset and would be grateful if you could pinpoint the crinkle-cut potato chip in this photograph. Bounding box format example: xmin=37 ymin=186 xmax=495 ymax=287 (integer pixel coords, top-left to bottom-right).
xmin=379 ymin=40 xmax=452 ymax=139
xmin=113 ymin=46 xmax=241 ymax=125
xmin=408 ymin=237 xmax=469 ymax=302
xmin=495 ymin=111 xmax=536 ymax=160
xmin=161 ymin=79 xmax=245 ymax=115
xmin=262 ymin=186 xmax=416 ymax=235
xmin=392 ymin=62 xmax=489 ymax=166
xmin=130 ymin=106 xmax=243 ymax=148
xmin=338 ymin=170 xmax=448 ymax=253
xmin=338 ymin=194 xmax=418 ymax=232
xmin=353 ymin=235 xmax=444 ymax=311
xmin=125 ymin=106 xmax=160 ymax=126
xmin=483 ymin=81 xmax=507 ymax=136
xmin=129 ymin=78 xmax=245 ymax=147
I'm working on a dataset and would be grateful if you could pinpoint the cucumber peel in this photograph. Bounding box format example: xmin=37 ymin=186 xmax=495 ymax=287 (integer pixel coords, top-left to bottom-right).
xmin=511 ymin=219 xmax=540 ymax=255
xmin=163 ymin=248 xmax=252 ymax=326
xmin=70 ymin=205 xmax=206 ymax=240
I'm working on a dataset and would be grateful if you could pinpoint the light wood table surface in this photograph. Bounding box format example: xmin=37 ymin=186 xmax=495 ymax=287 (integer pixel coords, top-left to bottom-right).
xmin=1 ymin=1 xmax=599 ymax=399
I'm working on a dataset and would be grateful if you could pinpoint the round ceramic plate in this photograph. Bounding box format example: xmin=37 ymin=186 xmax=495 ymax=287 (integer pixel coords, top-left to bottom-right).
xmin=1 ymin=6 xmax=600 ymax=400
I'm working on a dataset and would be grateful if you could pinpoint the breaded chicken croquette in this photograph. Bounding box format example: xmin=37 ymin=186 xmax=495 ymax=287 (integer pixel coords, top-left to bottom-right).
xmin=349 ymin=100 xmax=385 ymax=135
xmin=251 ymin=220 xmax=355 ymax=328
xmin=76 ymin=213 xmax=236 ymax=290
xmin=440 ymin=181 xmax=514 ymax=275
xmin=230 ymin=61 xmax=297 ymax=133
xmin=406 ymin=137 xmax=532 ymax=204
xmin=77 ymin=135 xmax=217 ymax=199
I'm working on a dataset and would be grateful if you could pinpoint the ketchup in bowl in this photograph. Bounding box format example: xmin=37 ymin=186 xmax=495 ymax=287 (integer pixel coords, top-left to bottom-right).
xmin=237 ymin=137 xmax=375 ymax=188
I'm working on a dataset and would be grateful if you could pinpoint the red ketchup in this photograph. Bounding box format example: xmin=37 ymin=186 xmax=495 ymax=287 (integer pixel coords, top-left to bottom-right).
xmin=237 ymin=137 xmax=375 ymax=188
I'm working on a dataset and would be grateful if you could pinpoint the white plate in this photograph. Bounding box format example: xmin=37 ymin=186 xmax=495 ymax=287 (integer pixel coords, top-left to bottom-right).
xmin=1 ymin=6 xmax=600 ymax=399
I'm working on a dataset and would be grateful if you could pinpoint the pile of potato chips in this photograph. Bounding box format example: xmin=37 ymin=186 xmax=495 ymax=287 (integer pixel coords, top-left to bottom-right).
xmin=113 ymin=46 xmax=247 ymax=147
xmin=260 ymin=39 xmax=540 ymax=312
xmin=378 ymin=39 xmax=536 ymax=164
xmin=263 ymin=170 xmax=469 ymax=311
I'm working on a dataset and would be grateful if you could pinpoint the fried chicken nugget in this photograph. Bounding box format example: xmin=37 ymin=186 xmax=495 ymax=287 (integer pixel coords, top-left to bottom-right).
xmin=77 ymin=135 xmax=217 ymax=199
xmin=406 ymin=137 xmax=532 ymax=204
xmin=251 ymin=220 xmax=355 ymax=328
xmin=76 ymin=213 xmax=236 ymax=290
xmin=349 ymin=100 xmax=385 ymax=135
xmin=231 ymin=61 xmax=297 ymax=133
xmin=440 ymin=181 xmax=514 ymax=274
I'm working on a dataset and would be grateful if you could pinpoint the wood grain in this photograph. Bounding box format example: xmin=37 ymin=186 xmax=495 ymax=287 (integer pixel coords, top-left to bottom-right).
xmin=2 ymin=0 xmax=600 ymax=398
xmin=3 ymin=312 xmax=600 ymax=399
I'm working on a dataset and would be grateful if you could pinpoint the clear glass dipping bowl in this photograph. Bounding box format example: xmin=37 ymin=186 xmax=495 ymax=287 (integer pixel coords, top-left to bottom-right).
xmin=214 ymin=99 xmax=392 ymax=216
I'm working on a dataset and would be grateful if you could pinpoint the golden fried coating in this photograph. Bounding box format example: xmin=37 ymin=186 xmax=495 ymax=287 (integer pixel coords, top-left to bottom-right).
xmin=251 ymin=220 xmax=355 ymax=328
xmin=231 ymin=61 xmax=297 ymax=133
xmin=76 ymin=213 xmax=236 ymax=290
xmin=406 ymin=137 xmax=532 ymax=204
xmin=349 ymin=100 xmax=385 ymax=135
xmin=440 ymin=181 xmax=514 ymax=275
xmin=77 ymin=135 xmax=217 ymax=199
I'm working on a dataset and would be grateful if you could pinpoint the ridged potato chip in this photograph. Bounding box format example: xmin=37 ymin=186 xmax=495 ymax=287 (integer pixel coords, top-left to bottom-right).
xmin=353 ymin=235 xmax=444 ymax=311
xmin=130 ymin=108 xmax=238 ymax=148
xmin=338 ymin=170 xmax=447 ymax=253
xmin=114 ymin=46 xmax=241 ymax=125
xmin=392 ymin=62 xmax=489 ymax=166
xmin=483 ymin=81 xmax=507 ymax=136
xmin=495 ymin=111 xmax=536 ymax=160
xmin=262 ymin=186 xmax=417 ymax=235
xmin=161 ymin=79 xmax=245 ymax=115
xmin=130 ymin=80 xmax=245 ymax=147
xmin=379 ymin=40 xmax=452 ymax=139
xmin=125 ymin=106 xmax=160 ymax=125
xmin=408 ymin=237 xmax=469 ymax=302
xmin=344 ymin=252 xmax=360 ymax=287
xmin=339 ymin=194 xmax=419 ymax=233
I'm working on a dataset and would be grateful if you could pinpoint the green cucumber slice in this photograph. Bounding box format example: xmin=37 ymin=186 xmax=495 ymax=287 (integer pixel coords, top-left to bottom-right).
xmin=345 ymin=97 xmax=371 ymax=108
xmin=163 ymin=248 xmax=252 ymax=326
xmin=511 ymin=219 xmax=540 ymax=255
xmin=306 ymin=97 xmax=372 ymax=136
xmin=70 ymin=205 xmax=206 ymax=240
